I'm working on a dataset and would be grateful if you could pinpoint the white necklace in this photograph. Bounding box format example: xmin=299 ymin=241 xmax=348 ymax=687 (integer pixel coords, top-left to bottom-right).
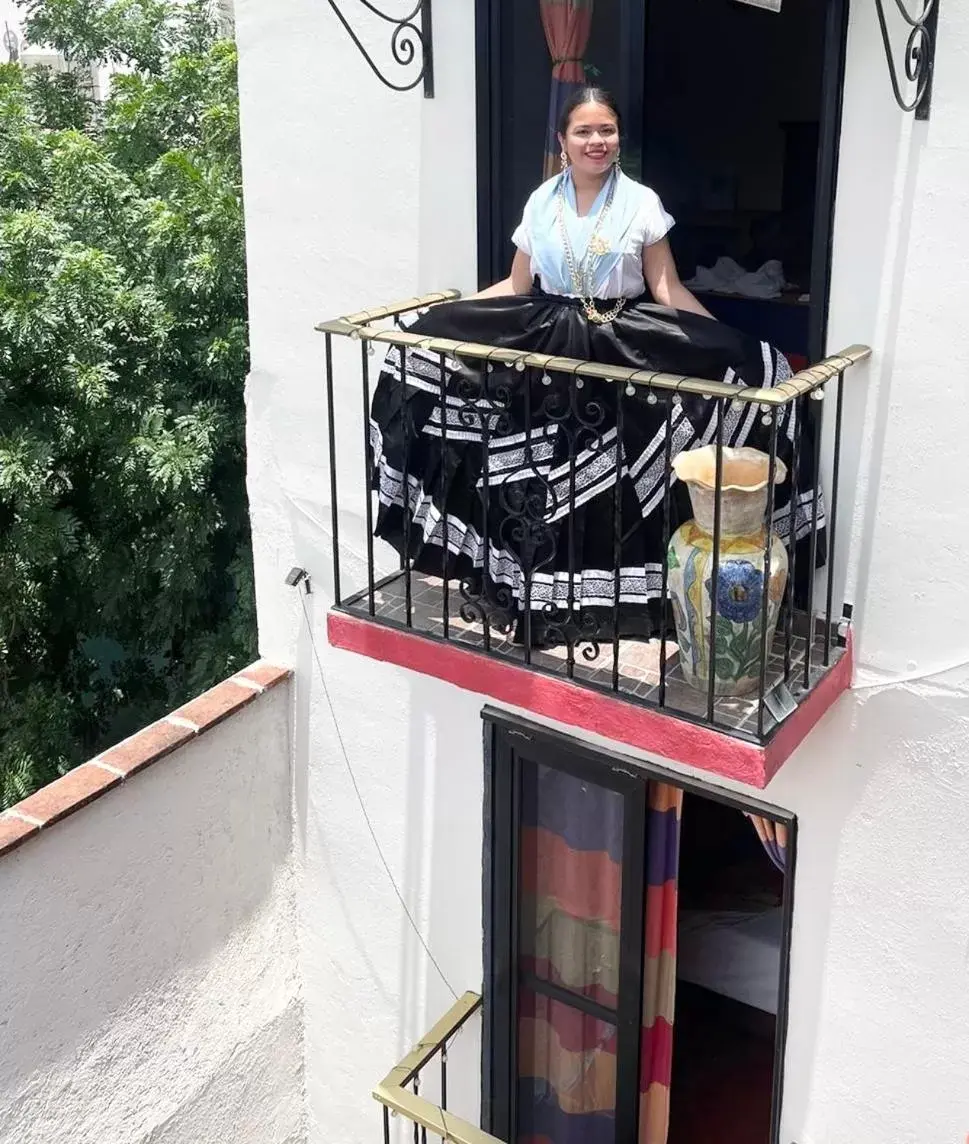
xmin=555 ymin=169 xmax=625 ymax=325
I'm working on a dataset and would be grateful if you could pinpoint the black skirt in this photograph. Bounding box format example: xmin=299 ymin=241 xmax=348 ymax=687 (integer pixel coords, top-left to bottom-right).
xmin=368 ymin=292 xmax=824 ymax=644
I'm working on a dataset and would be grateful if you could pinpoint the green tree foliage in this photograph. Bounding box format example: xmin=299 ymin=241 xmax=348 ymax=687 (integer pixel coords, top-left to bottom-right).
xmin=0 ymin=0 xmax=255 ymax=807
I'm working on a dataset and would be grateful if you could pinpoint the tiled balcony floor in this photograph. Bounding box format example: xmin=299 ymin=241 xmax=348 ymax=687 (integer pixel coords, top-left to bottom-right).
xmin=341 ymin=572 xmax=843 ymax=739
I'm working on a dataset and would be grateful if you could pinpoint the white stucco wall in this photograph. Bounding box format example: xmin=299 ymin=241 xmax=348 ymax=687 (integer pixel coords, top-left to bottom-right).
xmin=830 ymin=0 xmax=969 ymax=685
xmin=0 ymin=685 xmax=303 ymax=1144
xmin=235 ymin=2 xmax=480 ymax=1137
xmin=235 ymin=0 xmax=969 ymax=1142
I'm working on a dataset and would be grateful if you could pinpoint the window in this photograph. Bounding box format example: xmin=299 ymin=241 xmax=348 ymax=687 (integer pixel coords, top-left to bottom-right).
xmin=483 ymin=709 xmax=796 ymax=1144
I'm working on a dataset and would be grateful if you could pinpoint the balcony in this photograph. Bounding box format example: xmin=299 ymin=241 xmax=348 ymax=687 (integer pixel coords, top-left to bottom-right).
xmin=373 ymin=992 xmax=496 ymax=1144
xmin=318 ymin=293 xmax=869 ymax=788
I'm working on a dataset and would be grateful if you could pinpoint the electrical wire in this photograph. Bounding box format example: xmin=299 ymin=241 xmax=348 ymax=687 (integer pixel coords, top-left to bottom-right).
xmin=298 ymin=590 xmax=460 ymax=1003
xmin=852 ymin=654 xmax=969 ymax=692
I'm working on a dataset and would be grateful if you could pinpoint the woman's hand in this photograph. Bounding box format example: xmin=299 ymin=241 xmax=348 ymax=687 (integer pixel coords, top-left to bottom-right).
xmin=643 ymin=238 xmax=715 ymax=319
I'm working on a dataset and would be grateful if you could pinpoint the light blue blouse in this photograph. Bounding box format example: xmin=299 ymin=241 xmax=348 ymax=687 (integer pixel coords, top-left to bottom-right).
xmin=512 ymin=170 xmax=675 ymax=299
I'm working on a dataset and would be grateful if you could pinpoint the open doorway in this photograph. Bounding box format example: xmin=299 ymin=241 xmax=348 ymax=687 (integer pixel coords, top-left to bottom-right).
xmin=475 ymin=0 xmax=848 ymax=362
xmin=641 ymin=0 xmax=835 ymax=369
xmin=671 ymin=792 xmax=789 ymax=1144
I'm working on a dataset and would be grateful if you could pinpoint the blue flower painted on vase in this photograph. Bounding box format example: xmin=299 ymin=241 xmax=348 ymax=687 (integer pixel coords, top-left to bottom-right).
xmin=710 ymin=560 xmax=763 ymax=623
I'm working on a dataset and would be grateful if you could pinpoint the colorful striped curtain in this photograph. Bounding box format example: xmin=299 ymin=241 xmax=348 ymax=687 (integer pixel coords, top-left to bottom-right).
xmin=518 ymin=763 xmax=682 ymax=1144
xmin=641 ymin=784 xmax=682 ymax=1144
xmin=540 ymin=0 xmax=595 ymax=180
xmin=746 ymin=813 xmax=788 ymax=872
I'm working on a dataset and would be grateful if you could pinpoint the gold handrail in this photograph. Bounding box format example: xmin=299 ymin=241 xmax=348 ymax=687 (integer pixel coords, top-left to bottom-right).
xmin=316 ymin=290 xmax=871 ymax=406
xmin=373 ymin=991 xmax=504 ymax=1144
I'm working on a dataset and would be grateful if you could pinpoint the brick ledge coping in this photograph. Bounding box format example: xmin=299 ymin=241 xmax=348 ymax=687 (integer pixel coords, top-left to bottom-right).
xmin=0 ymin=660 xmax=291 ymax=860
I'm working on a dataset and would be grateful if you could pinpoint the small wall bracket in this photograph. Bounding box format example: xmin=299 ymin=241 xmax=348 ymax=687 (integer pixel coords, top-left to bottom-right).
xmin=325 ymin=0 xmax=434 ymax=97
xmin=874 ymin=0 xmax=939 ymax=119
xmin=285 ymin=567 xmax=312 ymax=594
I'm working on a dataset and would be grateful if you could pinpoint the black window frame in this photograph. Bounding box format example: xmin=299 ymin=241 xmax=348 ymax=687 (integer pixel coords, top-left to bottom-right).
xmin=482 ymin=707 xmax=798 ymax=1144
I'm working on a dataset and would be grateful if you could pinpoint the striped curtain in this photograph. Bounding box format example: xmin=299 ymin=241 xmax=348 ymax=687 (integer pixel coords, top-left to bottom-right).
xmin=746 ymin=813 xmax=788 ymax=872
xmin=641 ymin=784 xmax=682 ymax=1144
xmin=540 ymin=0 xmax=595 ymax=180
xmin=518 ymin=764 xmax=682 ymax=1143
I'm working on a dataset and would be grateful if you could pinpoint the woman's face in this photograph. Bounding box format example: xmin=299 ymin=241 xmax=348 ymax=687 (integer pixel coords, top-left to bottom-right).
xmin=559 ymin=102 xmax=620 ymax=178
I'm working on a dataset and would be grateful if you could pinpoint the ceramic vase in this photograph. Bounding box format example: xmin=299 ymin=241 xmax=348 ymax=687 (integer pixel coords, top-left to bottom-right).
xmin=667 ymin=446 xmax=789 ymax=697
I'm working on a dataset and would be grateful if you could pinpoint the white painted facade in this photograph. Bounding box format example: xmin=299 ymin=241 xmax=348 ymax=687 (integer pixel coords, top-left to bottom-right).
xmin=234 ymin=2 xmax=969 ymax=1143
xmin=0 ymin=686 xmax=303 ymax=1144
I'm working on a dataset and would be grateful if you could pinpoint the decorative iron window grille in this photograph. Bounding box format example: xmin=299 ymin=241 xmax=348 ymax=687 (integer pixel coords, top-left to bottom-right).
xmin=326 ymin=0 xmax=434 ymax=97
xmin=874 ymin=0 xmax=939 ymax=118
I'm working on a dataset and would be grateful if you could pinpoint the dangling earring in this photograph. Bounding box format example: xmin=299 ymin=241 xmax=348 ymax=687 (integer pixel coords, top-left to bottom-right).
xmin=614 ymin=149 xmax=622 ymax=171
xmin=560 ymin=149 xmax=570 ymax=171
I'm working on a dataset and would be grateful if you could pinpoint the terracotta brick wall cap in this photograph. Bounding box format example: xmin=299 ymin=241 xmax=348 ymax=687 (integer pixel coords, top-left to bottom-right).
xmin=0 ymin=814 xmax=41 ymax=857
xmin=0 ymin=660 xmax=292 ymax=860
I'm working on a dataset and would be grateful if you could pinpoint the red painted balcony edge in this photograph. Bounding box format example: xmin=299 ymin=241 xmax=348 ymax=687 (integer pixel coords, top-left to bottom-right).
xmin=764 ymin=629 xmax=854 ymax=775
xmin=328 ymin=612 xmax=853 ymax=788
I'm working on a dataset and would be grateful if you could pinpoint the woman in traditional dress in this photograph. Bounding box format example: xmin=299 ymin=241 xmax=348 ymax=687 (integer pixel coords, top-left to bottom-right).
xmin=369 ymin=87 xmax=821 ymax=647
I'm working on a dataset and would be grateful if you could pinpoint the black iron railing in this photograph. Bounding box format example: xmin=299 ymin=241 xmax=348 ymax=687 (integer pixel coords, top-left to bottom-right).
xmin=318 ymin=292 xmax=870 ymax=745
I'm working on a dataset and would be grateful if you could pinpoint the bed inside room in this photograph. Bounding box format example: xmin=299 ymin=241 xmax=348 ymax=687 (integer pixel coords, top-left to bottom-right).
xmin=669 ymin=792 xmax=787 ymax=1144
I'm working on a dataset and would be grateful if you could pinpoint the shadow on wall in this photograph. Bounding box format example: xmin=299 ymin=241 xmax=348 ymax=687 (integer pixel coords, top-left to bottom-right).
xmin=400 ymin=672 xmax=486 ymax=1127
xmin=767 ymin=691 xmax=871 ymax=1140
xmin=293 ymin=586 xmax=485 ymax=1136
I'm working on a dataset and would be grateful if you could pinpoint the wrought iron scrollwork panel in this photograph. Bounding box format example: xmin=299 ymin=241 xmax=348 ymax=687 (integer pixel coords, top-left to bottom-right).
xmin=456 ymin=363 xmax=518 ymax=640
xmin=533 ymin=373 xmax=608 ymax=674
xmin=874 ymin=0 xmax=938 ymax=117
xmin=326 ymin=0 xmax=434 ymax=96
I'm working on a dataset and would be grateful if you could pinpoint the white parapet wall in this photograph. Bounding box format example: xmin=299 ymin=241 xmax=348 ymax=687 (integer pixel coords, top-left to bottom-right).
xmin=0 ymin=670 xmax=303 ymax=1144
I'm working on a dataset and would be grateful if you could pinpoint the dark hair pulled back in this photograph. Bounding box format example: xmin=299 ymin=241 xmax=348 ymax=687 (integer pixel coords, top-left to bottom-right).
xmin=557 ymin=86 xmax=622 ymax=136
